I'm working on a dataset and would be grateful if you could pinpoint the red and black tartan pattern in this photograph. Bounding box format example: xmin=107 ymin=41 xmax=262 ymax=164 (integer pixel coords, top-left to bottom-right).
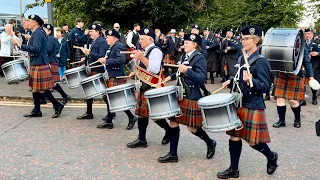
xmin=135 ymin=90 xmax=149 ymax=118
xmin=107 ymin=78 xmax=127 ymax=88
xmin=72 ymin=48 xmax=84 ymax=63
xmin=163 ymin=54 xmax=176 ymax=64
xmin=227 ymin=107 xmax=271 ymax=144
xmin=274 ymin=73 xmax=305 ymax=100
xmin=49 ymin=62 xmax=60 ymax=83
xmin=29 ymin=65 xmax=54 ymax=92
xmin=169 ymin=98 xmax=203 ymax=128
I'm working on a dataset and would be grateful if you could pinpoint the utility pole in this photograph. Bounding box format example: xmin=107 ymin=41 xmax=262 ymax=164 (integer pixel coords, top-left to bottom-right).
xmin=20 ymin=0 xmax=23 ymax=25
xmin=46 ymin=0 xmax=54 ymax=25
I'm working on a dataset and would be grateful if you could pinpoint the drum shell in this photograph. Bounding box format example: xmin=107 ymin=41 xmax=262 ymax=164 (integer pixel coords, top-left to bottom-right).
xmin=198 ymin=93 xmax=241 ymax=133
xmin=64 ymin=66 xmax=87 ymax=88
xmin=104 ymin=83 xmax=136 ymax=112
xmin=80 ymin=74 xmax=107 ymax=99
xmin=144 ymin=86 xmax=181 ymax=120
xmin=261 ymin=28 xmax=305 ymax=75
xmin=1 ymin=59 xmax=29 ymax=82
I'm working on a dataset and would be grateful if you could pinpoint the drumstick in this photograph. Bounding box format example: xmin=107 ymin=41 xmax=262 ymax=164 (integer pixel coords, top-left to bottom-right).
xmin=242 ymin=49 xmax=253 ymax=88
xmin=89 ymin=64 xmax=104 ymax=69
xmin=70 ymin=60 xmax=84 ymax=65
xmin=211 ymin=86 xmax=225 ymax=95
xmin=120 ymin=51 xmax=136 ymax=54
xmin=116 ymin=76 xmax=130 ymax=79
xmin=73 ymin=45 xmax=83 ymax=49
xmin=164 ymin=64 xmax=192 ymax=68
xmin=88 ymin=60 xmax=99 ymax=66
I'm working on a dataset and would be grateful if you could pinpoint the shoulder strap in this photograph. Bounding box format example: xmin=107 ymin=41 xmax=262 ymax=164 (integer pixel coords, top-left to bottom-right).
xmin=237 ymin=55 xmax=264 ymax=66
xmin=145 ymin=46 xmax=162 ymax=58
xmin=186 ymin=51 xmax=202 ymax=64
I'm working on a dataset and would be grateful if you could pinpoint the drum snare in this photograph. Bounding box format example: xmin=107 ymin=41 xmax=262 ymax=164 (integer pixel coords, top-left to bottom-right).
xmin=104 ymin=83 xmax=136 ymax=112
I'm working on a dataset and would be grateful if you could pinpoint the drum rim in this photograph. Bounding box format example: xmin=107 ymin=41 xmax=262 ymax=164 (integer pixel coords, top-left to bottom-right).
xmin=84 ymin=91 xmax=105 ymax=99
xmin=198 ymin=93 xmax=235 ymax=107
xmin=64 ymin=66 xmax=86 ymax=75
xmin=144 ymin=85 xmax=177 ymax=97
xmin=202 ymin=119 xmax=241 ymax=133
xmin=149 ymin=109 xmax=181 ymax=120
xmin=105 ymin=83 xmax=135 ymax=93
xmin=109 ymin=104 xmax=136 ymax=113
xmin=80 ymin=73 xmax=103 ymax=84
xmin=1 ymin=59 xmax=27 ymax=69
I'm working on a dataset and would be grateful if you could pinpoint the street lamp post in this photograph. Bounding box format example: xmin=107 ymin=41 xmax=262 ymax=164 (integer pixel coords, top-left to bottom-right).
xmin=46 ymin=0 xmax=54 ymax=25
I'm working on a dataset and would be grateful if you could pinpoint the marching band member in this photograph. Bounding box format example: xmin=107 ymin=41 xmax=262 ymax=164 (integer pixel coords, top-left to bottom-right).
xmin=163 ymin=29 xmax=180 ymax=76
xmin=43 ymin=24 xmax=71 ymax=105
xmin=127 ymin=28 xmax=171 ymax=148
xmin=272 ymin=36 xmax=315 ymax=128
xmin=217 ymin=25 xmax=278 ymax=179
xmin=69 ymin=18 xmax=88 ymax=65
xmin=76 ymin=24 xmax=109 ymax=120
xmin=305 ymin=28 xmax=320 ymax=105
xmin=15 ymin=15 xmax=64 ymax=118
xmin=158 ymin=33 xmax=217 ymax=163
xmin=96 ymin=29 xmax=137 ymax=130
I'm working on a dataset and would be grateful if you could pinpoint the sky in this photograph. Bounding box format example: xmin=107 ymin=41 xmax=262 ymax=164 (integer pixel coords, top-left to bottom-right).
xmin=0 ymin=0 xmax=48 ymax=18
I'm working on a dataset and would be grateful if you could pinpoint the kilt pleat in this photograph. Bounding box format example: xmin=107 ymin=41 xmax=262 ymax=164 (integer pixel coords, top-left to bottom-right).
xmin=135 ymin=90 xmax=149 ymax=118
xmin=163 ymin=54 xmax=176 ymax=64
xmin=274 ymin=73 xmax=305 ymax=100
xmin=227 ymin=107 xmax=271 ymax=144
xmin=29 ymin=65 xmax=54 ymax=92
xmin=170 ymin=98 xmax=203 ymax=128
xmin=49 ymin=62 xmax=60 ymax=83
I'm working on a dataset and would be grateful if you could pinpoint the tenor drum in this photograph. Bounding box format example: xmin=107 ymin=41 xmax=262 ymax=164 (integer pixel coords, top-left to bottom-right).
xmin=261 ymin=28 xmax=305 ymax=75
xmin=80 ymin=74 xmax=107 ymax=99
xmin=1 ymin=59 xmax=29 ymax=83
xmin=64 ymin=66 xmax=87 ymax=88
xmin=104 ymin=83 xmax=136 ymax=112
xmin=198 ymin=93 xmax=242 ymax=133
xmin=144 ymin=86 xmax=181 ymax=120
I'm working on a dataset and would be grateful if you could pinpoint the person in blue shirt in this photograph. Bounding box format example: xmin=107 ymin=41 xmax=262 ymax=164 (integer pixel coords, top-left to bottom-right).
xmin=217 ymin=25 xmax=278 ymax=179
xmin=55 ymin=28 xmax=70 ymax=83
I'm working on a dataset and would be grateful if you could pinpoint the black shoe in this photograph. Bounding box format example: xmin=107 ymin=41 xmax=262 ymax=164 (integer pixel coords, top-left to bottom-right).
xmin=97 ymin=122 xmax=113 ymax=129
xmin=264 ymin=95 xmax=271 ymax=101
xmin=126 ymin=116 xmax=137 ymax=130
xmin=207 ymin=139 xmax=217 ymax=159
xmin=62 ymin=95 xmax=71 ymax=105
xmin=52 ymin=103 xmax=64 ymax=118
xmin=23 ymin=111 xmax=42 ymax=118
xmin=101 ymin=113 xmax=116 ymax=121
xmin=312 ymin=99 xmax=317 ymax=105
xmin=40 ymin=99 xmax=47 ymax=105
xmin=299 ymin=100 xmax=306 ymax=106
xmin=127 ymin=138 xmax=148 ymax=148
xmin=217 ymin=167 xmax=240 ymax=179
xmin=158 ymin=153 xmax=179 ymax=163
xmin=294 ymin=119 xmax=301 ymax=128
xmin=161 ymin=133 xmax=170 ymax=145
xmin=211 ymin=78 xmax=215 ymax=84
xmin=77 ymin=113 xmax=94 ymax=120
xmin=273 ymin=121 xmax=286 ymax=128
xmin=267 ymin=152 xmax=278 ymax=175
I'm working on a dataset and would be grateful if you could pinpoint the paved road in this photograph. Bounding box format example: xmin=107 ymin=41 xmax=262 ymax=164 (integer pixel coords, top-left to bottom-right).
xmin=0 ymin=99 xmax=319 ymax=179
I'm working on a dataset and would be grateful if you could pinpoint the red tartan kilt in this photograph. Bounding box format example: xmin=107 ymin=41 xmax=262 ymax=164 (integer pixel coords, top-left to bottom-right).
xmin=49 ymin=62 xmax=60 ymax=83
xmin=135 ymin=90 xmax=149 ymax=118
xmin=163 ymin=54 xmax=176 ymax=65
xmin=169 ymin=98 xmax=203 ymax=127
xmin=274 ymin=73 xmax=305 ymax=100
xmin=29 ymin=65 xmax=55 ymax=92
xmin=227 ymin=107 xmax=271 ymax=144
xmin=107 ymin=78 xmax=127 ymax=88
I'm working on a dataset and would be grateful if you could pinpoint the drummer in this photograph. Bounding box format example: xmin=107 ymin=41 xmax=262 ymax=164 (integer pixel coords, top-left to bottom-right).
xmin=76 ymin=24 xmax=109 ymax=120
xmin=43 ymin=24 xmax=71 ymax=105
xmin=14 ymin=14 xmax=64 ymax=118
xmin=217 ymin=26 xmax=278 ymax=179
xmin=96 ymin=29 xmax=137 ymax=130
xmin=127 ymin=28 xmax=171 ymax=148
xmin=158 ymin=33 xmax=217 ymax=163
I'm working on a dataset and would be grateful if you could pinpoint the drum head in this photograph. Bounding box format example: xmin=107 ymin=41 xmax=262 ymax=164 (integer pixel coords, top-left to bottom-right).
xmin=80 ymin=73 xmax=103 ymax=84
xmin=106 ymin=83 xmax=135 ymax=93
xmin=1 ymin=59 xmax=25 ymax=69
xmin=64 ymin=65 xmax=86 ymax=75
xmin=144 ymin=86 xmax=177 ymax=97
xmin=198 ymin=93 xmax=235 ymax=108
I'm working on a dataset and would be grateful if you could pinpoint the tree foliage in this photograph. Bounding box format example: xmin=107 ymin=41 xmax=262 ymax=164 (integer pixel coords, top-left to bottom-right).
xmin=26 ymin=0 xmax=304 ymax=33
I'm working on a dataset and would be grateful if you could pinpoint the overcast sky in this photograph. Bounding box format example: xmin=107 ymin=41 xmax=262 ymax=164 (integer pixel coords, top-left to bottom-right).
xmin=0 ymin=0 xmax=48 ymax=18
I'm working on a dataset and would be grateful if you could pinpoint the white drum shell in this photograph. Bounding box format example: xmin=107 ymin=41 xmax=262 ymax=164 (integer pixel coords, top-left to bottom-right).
xmin=198 ymin=93 xmax=241 ymax=133
xmin=1 ymin=59 xmax=29 ymax=82
xmin=144 ymin=86 xmax=181 ymax=120
xmin=104 ymin=83 xmax=136 ymax=112
xmin=64 ymin=66 xmax=87 ymax=88
xmin=80 ymin=74 xmax=106 ymax=99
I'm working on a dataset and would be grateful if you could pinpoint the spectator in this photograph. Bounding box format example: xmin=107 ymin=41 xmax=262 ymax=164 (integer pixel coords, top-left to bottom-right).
xmin=113 ymin=23 xmax=126 ymax=46
xmin=0 ymin=24 xmax=14 ymax=57
xmin=56 ymin=28 xmax=70 ymax=83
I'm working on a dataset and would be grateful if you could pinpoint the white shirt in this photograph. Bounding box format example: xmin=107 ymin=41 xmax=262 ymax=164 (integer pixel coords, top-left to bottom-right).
xmin=186 ymin=49 xmax=196 ymax=58
xmin=0 ymin=31 xmax=12 ymax=56
xmin=126 ymin=30 xmax=138 ymax=48
xmin=144 ymin=43 xmax=163 ymax=74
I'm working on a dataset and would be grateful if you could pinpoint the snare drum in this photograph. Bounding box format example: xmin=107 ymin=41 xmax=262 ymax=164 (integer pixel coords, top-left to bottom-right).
xmin=64 ymin=66 xmax=87 ymax=88
xmin=80 ymin=73 xmax=107 ymax=99
xmin=144 ymin=86 xmax=181 ymax=120
xmin=198 ymin=93 xmax=242 ymax=133
xmin=1 ymin=59 xmax=29 ymax=83
xmin=104 ymin=83 xmax=136 ymax=112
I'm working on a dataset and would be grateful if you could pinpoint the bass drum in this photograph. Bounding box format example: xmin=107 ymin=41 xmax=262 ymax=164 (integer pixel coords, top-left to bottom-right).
xmin=261 ymin=28 xmax=305 ymax=75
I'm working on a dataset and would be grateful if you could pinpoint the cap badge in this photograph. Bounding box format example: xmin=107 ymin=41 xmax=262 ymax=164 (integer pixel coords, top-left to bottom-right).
xmin=249 ymin=28 xmax=255 ymax=35
xmin=108 ymin=30 xmax=112 ymax=35
xmin=190 ymin=34 xmax=196 ymax=41
xmin=144 ymin=28 xmax=149 ymax=34
xmin=92 ymin=24 xmax=96 ymax=29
